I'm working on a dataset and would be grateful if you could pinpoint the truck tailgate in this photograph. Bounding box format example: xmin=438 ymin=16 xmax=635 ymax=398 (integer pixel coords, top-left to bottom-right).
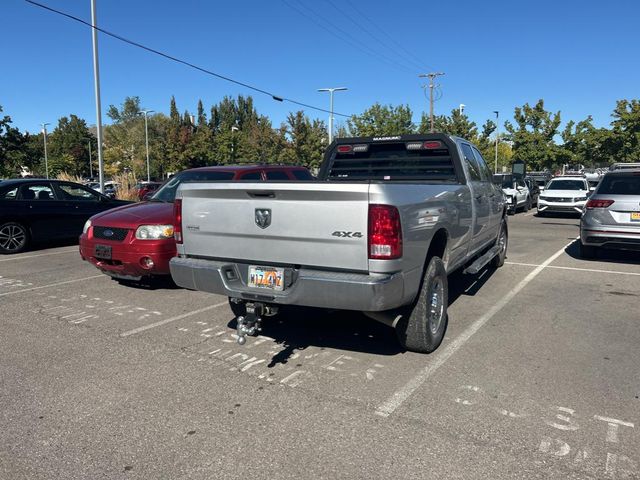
xmin=178 ymin=182 xmax=370 ymax=272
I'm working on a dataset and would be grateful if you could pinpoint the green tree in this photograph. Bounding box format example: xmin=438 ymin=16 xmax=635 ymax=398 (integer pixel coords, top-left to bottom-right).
xmin=609 ymin=99 xmax=640 ymax=163
xmin=561 ymin=116 xmax=614 ymax=167
xmin=418 ymin=108 xmax=478 ymax=138
xmin=504 ymin=99 xmax=562 ymax=170
xmin=278 ymin=111 xmax=327 ymax=169
xmin=0 ymin=105 xmax=33 ymax=177
xmin=48 ymin=115 xmax=93 ymax=176
xmin=347 ymin=103 xmax=415 ymax=136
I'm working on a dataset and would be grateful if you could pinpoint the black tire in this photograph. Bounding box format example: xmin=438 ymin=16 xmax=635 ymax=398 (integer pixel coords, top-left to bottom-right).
xmin=0 ymin=222 xmax=29 ymax=254
xmin=491 ymin=219 xmax=508 ymax=268
xmin=579 ymin=242 xmax=597 ymax=259
xmin=396 ymin=256 xmax=448 ymax=354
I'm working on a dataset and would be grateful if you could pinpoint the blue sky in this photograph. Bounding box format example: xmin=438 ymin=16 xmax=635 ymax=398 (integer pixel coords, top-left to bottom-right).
xmin=2 ymin=0 xmax=638 ymax=135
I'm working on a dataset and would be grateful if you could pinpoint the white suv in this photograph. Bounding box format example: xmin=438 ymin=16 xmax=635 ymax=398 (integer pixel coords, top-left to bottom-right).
xmin=537 ymin=176 xmax=590 ymax=215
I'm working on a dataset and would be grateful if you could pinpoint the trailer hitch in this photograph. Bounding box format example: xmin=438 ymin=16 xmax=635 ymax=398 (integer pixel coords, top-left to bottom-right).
xmin=234 ymin=301 xmax=278 ymax=345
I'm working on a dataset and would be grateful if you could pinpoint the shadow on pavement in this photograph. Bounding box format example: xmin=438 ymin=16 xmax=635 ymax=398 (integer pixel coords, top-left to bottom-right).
xmin=447 ymin=266 xmax=497 ymax=306
xmin=227 ymin=306 xmax=404 ymax=366
xmin=565 ymin=241 xmax=640 ymax=265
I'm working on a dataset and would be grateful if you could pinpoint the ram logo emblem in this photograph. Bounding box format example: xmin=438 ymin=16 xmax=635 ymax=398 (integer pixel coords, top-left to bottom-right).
xmin=255 ymin=209 xmax=272 ymax=229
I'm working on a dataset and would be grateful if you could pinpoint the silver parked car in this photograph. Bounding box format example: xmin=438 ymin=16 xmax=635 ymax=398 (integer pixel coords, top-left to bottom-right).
xmin=579 ymin=169 xmax=640 ymax=258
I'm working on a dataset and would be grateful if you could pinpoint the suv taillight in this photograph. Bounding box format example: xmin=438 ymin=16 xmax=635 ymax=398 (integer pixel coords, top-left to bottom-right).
xmin=368 ymin=204 xmax=402 ymax=259
xmin=585 ymin=199 xmax=614 ymax=209
xmin=173 ymin=198 xmax=183 ymax=243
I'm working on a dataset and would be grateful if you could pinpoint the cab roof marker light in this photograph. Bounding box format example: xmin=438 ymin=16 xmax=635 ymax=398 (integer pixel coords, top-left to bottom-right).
xmin=352 ymin=144 xmax=369 ymax=153
xmin=406 ymin=142 xmax=423 ymax=150
xmin=423 ymin=141 xmax=442 ymax=149
xmin=337 ymin=145 xmax=353 ymax=153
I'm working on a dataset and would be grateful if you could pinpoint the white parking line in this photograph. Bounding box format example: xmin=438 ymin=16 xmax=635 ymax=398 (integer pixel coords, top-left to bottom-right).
xmin=0 ymin=248 xmax=78 ymax=262
xmin=0 ymin=275 xmax=106 ymax=297
xmin=506 ymin=261 xmax=640 ymax=277
xmin=375 ymin=238 xmax=577 ymax=418
xmin=119 ymin=301 xmax=228 ymax=337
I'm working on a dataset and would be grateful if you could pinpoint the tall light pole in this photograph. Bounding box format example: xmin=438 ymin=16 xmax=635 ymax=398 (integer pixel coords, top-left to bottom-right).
xmin=41 ymin=123 xmax=50 ymax=179
xmin=91 ymin=0 xmax=105 ymax=193
xmin=459 ymin=104 xmax=466 ymax=115
xmin=493 ymin=110 xmax=499 ymax=173
xmin=317 ymin=87 xmax=347 ymax=143
xmin=140 ymin=109 xmax=154 ymax=182
xmin=419 ymin=72 xmax=445 ymax=133
xmin=88 ymin=140 xmax=93 ymax=179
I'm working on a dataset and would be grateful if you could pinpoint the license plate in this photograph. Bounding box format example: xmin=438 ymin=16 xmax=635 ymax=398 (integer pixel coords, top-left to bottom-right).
xmin=248 ymin=266 xmax=284 ymax=291
xmin=631 ymin=212 xmax=640 ymax=221
xmin=95 ymin=244 xmax=112 ymax=260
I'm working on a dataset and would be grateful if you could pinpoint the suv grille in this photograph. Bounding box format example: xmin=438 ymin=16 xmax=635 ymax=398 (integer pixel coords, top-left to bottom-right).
xmin=93 ymin=226 xmax=129 ymax=241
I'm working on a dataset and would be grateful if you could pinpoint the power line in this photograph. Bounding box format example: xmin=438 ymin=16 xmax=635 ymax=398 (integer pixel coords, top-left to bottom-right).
xmin=324 ymin=0 xmax=427 ymax=73
xmin=281 ymin=0 xmax=418 ymax=75
xmin=344 ymin=0 xmax=433 ymax=72
xmin=23 ymin=0 xmax=352 ymax=118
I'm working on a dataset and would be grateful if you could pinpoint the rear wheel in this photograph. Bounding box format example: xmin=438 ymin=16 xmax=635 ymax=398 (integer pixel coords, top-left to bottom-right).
xmin=0 ymin=222 xmax=29 ymax=254
xmin=579 ymin=242 xmax=597 ymax=259
xmin=396 ymin=256 xmax=448 ymax=353
xmin=491 ymin=219 xmax=508 ymax=268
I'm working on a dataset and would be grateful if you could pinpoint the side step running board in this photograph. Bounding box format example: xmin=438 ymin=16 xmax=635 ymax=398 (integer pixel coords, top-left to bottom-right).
xmin=463 ymin=245 xmax=501 ymax=275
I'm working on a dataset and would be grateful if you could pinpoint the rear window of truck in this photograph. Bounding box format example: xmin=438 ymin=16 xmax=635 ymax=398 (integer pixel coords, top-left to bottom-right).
xmin=326 ymin=142 xmax=458 ymax=182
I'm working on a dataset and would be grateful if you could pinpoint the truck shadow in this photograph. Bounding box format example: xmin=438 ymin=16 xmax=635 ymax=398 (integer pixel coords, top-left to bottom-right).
xmin=228 ymin=307 xmax=404 ymax=365
xmin=447 ymin=266 xmax=497 ymax=306
xmin=224 ymin=267 xmax=498 ymax=366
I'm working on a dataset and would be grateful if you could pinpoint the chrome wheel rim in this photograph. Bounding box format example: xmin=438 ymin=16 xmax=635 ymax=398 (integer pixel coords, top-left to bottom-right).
xmin=498 ymin=226 xmax=507 ymax=257
xmin=0 ymin=224 xmax=26 ymax=252
xmin=427 ymin=277 xmax=444 ymax=335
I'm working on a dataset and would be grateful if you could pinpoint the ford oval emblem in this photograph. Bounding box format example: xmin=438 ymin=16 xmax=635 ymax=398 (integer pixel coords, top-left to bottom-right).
xmin=103 ymin=229 xmax=114 ymax=237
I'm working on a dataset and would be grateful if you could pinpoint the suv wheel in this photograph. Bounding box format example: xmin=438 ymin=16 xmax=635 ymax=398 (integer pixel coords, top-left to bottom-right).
xmin=396 ymin=256 xmax=448 ymax=353
xmin=0 ymin=222 xmax=29 ymax=254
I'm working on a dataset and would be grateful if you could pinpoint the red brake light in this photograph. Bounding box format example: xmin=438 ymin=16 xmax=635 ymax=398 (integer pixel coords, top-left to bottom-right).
xmin=423 ymin=141 xmax=442 ymax=149
xmin=173 ymin=198 xmax=183 ymax=243
xmin=585 ymin=199 xmax=614 ymax=209
xmin=368 ymin=204 xmax=402 ymax=259
xmin=337 ymin=145 xmax=353 ymax=153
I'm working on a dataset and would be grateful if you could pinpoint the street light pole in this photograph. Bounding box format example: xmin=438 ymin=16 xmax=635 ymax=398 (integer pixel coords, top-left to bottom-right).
xmin=493 ymin=110 xmax=499 ymax=174
xmin=140 ymin=109 xmax=154 ymax=182
xmin=317 ymin=87 xmax=347 ymax=143
xmin=91 ymin=0 xmax=105 ymax=193
xmin=41 ymin=123 xmax=50 ymax=179
xmin=88 ymin=141 xmax=93 ymax=179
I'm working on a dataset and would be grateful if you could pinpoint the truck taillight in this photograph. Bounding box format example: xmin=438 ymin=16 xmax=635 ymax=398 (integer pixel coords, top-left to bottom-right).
xmin=368 ymin=204 xmax=402 ymax=259
xmin=173 ymin=198 xmax=183 ymax=244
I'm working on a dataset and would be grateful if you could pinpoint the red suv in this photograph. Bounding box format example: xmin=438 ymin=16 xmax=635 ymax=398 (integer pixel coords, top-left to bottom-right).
xmin=79 ymin=165 xmax=313 ymax=282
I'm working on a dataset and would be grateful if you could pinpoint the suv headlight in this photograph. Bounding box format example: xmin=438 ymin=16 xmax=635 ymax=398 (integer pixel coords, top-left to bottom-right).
xmin=82 ymin=219 xmax=92 ymax=234
xmin=135 ymin=225 xmax=174 ymax=240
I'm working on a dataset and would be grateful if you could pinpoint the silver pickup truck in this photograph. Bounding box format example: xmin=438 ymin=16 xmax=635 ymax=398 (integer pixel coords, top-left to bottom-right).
xmin=170 ymin=134 xmax=507 ymax=353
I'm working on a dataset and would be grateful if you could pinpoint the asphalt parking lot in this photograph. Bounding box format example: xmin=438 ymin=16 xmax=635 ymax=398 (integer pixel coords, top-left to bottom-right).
xmin=1 ymin=212 xmax=639 ymax=480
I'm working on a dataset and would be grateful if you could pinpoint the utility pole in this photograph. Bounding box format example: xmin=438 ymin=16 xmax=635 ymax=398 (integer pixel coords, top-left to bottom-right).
xmin=88 ymin=141 xmax=93 ymax=179
xmin=419 ymin=72 xmax=445 ymax=133
xmin=41 ymin=123 xmax=50 ymax=179
xmin=459 ymin=104 xmax=466 ymax=115
xmin=91 ymin=0 xmax=105 ymax=193
xmin=318 ymin=87 xmax=347 ymax=143
xmin=493 ymin=111 xmax=499 ymax=173
xmin=140 ymin=109 xmax=154 ymax=182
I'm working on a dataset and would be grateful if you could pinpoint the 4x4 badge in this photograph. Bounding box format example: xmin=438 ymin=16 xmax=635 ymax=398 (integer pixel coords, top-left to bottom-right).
xmin=255 ymin=209 xmax=271 ymax=229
